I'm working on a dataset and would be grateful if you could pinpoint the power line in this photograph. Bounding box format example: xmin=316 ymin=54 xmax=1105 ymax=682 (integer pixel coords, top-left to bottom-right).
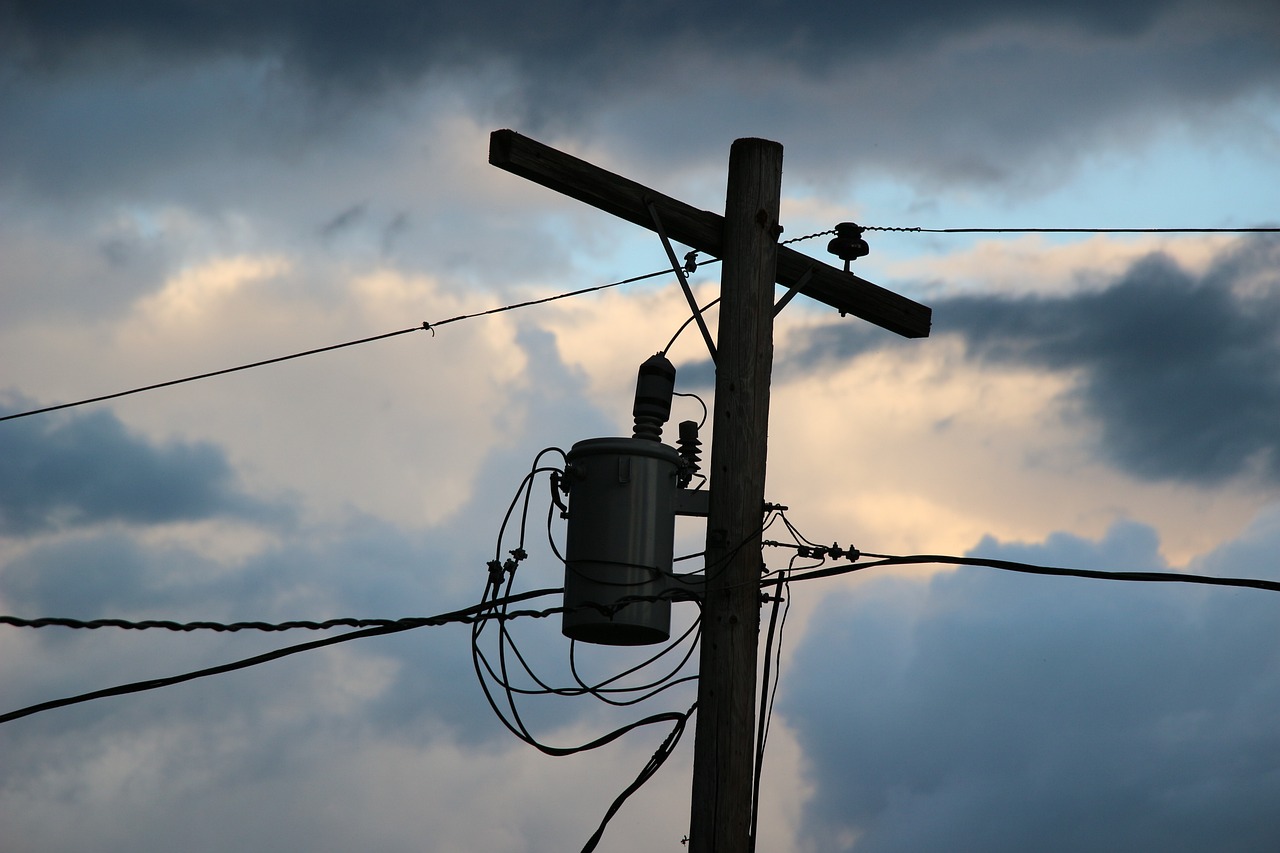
xmin=7 ymin=223 xmax=1270 ymax=426
xmin=0 ymin=588 xmax=561 ymax=725
xmin=768 ymin=544 xmax=1280 ymax=593
xmin=0 ymin=614 xmax=430 ymax=632
xmin=865 ymin=226 xmax=1280 ymax=234
xmin=0 ymin=325 xmax=424 ymax=424
xmin=0 ymin=266 xmax=681 ymax=425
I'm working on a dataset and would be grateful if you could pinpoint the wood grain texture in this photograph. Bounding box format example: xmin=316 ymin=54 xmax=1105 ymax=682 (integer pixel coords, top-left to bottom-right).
xmin=688 ymin=137 xmax=782 ymax=853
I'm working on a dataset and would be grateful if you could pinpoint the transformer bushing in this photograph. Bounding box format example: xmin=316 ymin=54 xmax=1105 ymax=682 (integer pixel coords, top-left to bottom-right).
xmin=562 ymin=437 xmax=680 ymax=645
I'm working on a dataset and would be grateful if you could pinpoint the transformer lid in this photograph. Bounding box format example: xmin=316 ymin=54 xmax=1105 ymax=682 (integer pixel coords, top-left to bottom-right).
xmin=567 ymin=436 xmax=680 ymax=463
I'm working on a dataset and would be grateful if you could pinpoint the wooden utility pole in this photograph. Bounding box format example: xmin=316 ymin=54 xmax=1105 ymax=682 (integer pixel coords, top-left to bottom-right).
xmin=488 ymin=129 xmax=930 ymax=852
xmin=688 ymin=138 xmax=782 ymax=852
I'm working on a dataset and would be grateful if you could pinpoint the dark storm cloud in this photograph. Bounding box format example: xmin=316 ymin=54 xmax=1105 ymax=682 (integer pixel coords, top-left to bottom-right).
xmin=783 ymin=520 xmax=1280 ymax=852
xmin=2 ymin=0 xmax=1185 ymax=83
xmin=5 ymin=0 xmax=1276 ymax=130
xmin=786 ymin=238 xmax=1280 ymax=486
xmin=4 ymin=0 xmax=1277 ymax=205
xmin=0 ymin=399 xmax=269 ymax=535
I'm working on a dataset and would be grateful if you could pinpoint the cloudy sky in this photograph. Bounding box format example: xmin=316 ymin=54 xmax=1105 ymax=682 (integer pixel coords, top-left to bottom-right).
xmin=3 ymin=1 xmax=1280 ymax=850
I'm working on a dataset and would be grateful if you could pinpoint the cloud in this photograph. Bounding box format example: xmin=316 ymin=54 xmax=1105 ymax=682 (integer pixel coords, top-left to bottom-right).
xmin=3 ymin=0 xmax=1264 ymax=87
xmin=782 ymin=515 xmax=1280 ymax=852
xmin=0 ymin=399 xmax=271 ymax=535
xmin=0 ymin=483 xmax=698 ymax=850
xmin=784 ymin=237 xmax=1280 ymax=487
xmin=3 ymin=0 xmax=1277 ymax=205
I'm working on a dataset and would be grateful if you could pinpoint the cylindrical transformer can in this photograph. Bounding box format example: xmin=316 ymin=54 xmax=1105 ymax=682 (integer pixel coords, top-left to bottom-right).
xmin=562 ymin=437 xmax=679 ymax=645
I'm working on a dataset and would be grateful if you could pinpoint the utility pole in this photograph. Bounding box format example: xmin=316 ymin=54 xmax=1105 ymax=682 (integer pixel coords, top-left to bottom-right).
xmin=488 ymin=129 xmax=930 ymax=852
xmin=688 ymin=139 xmax=781 ymax=852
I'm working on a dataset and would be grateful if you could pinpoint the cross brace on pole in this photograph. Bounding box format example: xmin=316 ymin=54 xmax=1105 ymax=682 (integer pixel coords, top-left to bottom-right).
xmin=489 ymin=129 xmax=932 ymax=338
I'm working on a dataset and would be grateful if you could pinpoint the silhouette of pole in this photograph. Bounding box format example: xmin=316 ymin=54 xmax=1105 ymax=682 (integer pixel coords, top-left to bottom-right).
xmin=688 ymin=138 xmax=783 ymax=853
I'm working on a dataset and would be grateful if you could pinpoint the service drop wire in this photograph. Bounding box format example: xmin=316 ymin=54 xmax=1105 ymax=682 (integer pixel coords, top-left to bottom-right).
xmin=747 ymin=563 xmax=788 ymax=850
xmin=469 ymin=592 xmax=690 ymax=757
xmin=485 ymin=456 xmax=579 ymax=701
xmin=474 ymin=467 xmax=693 ymax=754
xmin=474 ymin=449 xmax=567 ymax=702
xmin=474 ymin=485 xmax=702 ymax=757
xmin=1 ymin=587 xmax=562 ymax=726
xmin=471 ymin=568 xmax=549 ymax=749
xmin=492 ymin=448 xmax=566 ymax=563
xmin=495 ymin=569 xmax=544 ymax=743
xmin=580 ymin=700 xmax=697 ymax=853
xmin=779 ymin=552 xmax=1280 ymax=593
xmin=751 ymin=565 xmax=793 ymax=850
xmin=568 ymin=617 xmax=702 ymax=706
xmin=518 ymin=448 xmax=568 ymax=552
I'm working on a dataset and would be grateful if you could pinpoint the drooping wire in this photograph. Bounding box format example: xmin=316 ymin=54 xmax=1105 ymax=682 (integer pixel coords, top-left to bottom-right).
xmin=779 ymin=551 xmax=1280 ymax=593
xmin=661 ymin=297 xmax=721 ymax=357
xmin=0 ymin=587 xmax=561 ymax=725
xmin=467 ymin=447 xmax=710 ymax=851
xmin=0 ymin=615 xmax=404 ymax=632
xmin=0 ymin=267 xmax=678 ymax=425
xmin=750 ymin=567 xmax=789 ymax=850
xmin=760 ymin=509 xmax=1280 ymax=593
xmin=471 ymin=450 xmax=701 ymax=761
xmin=568 ymin=618 xmax=702 ymax=707
xmin=580 ymin=701 xmax=697 ymax=853
xmin=470 ymin=583 xmax=692 ymax=757
xmin=673 ymin=391 xmax=708 ymax=430
xmin=864 ymin=225 xmax=1280 ymax=234
xmin=0 ymin=325 xmax=424 ymax=424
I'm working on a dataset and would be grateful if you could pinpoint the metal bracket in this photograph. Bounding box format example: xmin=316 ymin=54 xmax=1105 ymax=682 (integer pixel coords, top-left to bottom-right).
xmin=773 ymin=266 xmax=815 ymax=316
xmin=674 ymin=488 xmax=710 ymax=518
xmin=646 ymin=199 xmax=718 ymax=364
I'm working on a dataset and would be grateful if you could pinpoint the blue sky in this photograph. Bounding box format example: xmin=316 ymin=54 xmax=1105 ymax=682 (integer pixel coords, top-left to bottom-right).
xmin=2 ymin=2 xmax=1280 ymax=851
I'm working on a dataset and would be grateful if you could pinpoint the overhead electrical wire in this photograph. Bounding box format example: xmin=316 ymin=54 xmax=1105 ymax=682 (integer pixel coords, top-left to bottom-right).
xmin=864 ymin=225 xmax=1280 ymax=234
xmin=0 ymin=614 xmax=429 ymax=632
xmin=8 ymin=496 xmax=1280 ymax=839
xmin=772 ymin=549 xmax=1280 ymax=593
xmin=9 ymin=543 xmax=1277 ymax=640
xmin=750 ymin=567 xmax=790 ymax=851
xmin=0 ymin=587 xmax=562 ymax=725
xmin=0 ymin=266 xmax=686 ymax=425
xmin=6 ymin=222 xmax=1270 ymax=426
xmin=747 ymin=510 xmax=1280 ymax=847
xmin=580 ymin=701 xmax=697 ymax=853
xmin=471 ymin=454 xmax=700 ymax=752
xmin=471 ymin=450 xmax=707 ymax=852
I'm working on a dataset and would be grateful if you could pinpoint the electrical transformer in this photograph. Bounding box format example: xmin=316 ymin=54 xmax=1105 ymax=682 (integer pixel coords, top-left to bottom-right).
xmin=561 ymin=436 xmax=680 ymax=645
